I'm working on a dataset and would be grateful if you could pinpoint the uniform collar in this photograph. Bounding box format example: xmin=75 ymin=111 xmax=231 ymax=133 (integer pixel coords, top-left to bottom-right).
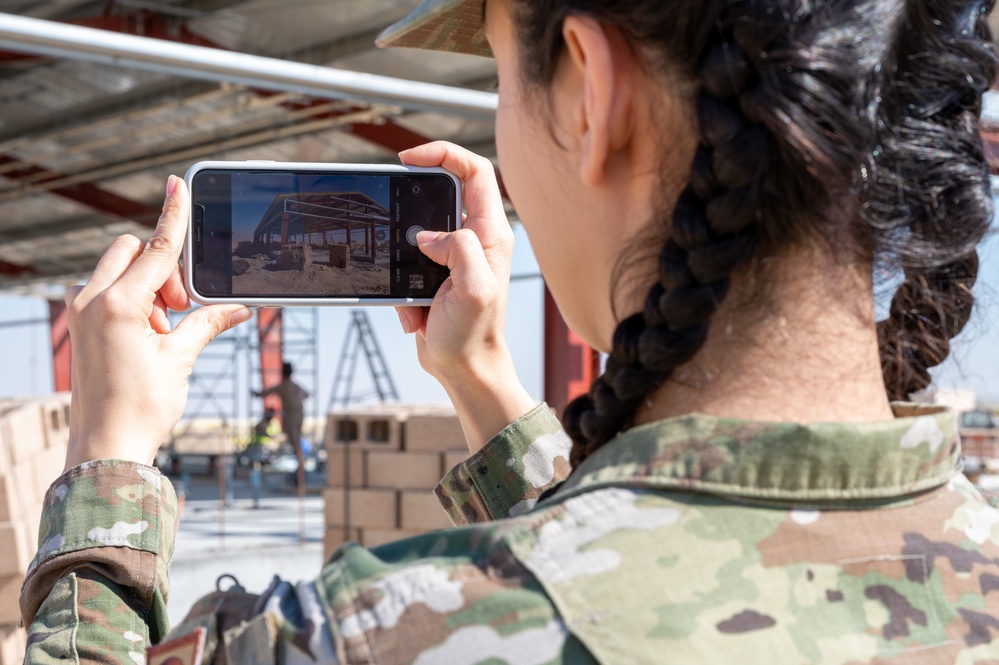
xmin=558 ymin=404 xmax=960 ymax=504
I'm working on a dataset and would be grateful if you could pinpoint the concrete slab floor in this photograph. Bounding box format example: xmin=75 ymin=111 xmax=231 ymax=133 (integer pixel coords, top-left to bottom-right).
xmin=166 ymin=471 xmax=329 ymax=625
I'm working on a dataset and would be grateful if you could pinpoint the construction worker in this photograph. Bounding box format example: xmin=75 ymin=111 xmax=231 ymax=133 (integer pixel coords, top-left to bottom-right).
xmin=253 ymin=362 xmax=309 ymax=486
xmin=244 ymin=409 xmax=279 ymax=508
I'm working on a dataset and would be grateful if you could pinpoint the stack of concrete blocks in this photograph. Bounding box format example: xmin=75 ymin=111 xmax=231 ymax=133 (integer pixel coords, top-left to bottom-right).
xmin=0 ymin=393 xmax=72 ymax=663
xmin=280 ymin=244 xmax=311 ymax=270
xmin=322 ymin=405 xmax=469 ymax=559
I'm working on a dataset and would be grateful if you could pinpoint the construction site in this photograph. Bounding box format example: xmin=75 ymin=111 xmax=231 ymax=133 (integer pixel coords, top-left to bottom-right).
xmin=233 ymin=190 xmax=393 ymax=296
xmin=0 ymin=1 xmax=998 ymax=663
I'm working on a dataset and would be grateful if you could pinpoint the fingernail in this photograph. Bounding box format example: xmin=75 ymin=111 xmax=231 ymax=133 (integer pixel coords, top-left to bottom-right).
xmin=166 ymin=175 xmax=179 ymax=198
xmin=397 ymin=309 xmax=415 ymax=334
xmin=416 ymin=230 xmax=443 ymax=244
xmin=229 ymin=307 xmax=253 ymax=326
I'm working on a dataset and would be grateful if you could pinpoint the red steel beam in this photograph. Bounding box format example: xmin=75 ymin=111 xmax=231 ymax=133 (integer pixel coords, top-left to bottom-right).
xmin=0 ymin=155 xmax=161 ymax=226
xmin=48 ymin=300 xmax=72 ymax=393
xmin=256 ymin=307 xmax=284 ymax=418
xmin=543 ymin=287 xmax=600 ymax=416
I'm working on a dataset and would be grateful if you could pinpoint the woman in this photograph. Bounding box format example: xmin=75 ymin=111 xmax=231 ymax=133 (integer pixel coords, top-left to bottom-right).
xmin=19 ymin=0 xmax=999 ymax=662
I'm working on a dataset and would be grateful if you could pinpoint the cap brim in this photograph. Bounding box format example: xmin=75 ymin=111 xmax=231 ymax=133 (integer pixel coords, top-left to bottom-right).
xmin=376 ymin=0 xmax=491 ymax=58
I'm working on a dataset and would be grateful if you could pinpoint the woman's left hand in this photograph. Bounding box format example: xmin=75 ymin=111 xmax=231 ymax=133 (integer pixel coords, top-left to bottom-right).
xmin=63 ymin=175 xmax=253 ymax=470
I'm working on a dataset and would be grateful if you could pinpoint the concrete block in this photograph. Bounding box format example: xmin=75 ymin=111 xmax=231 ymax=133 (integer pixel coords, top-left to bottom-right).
xmin=443 ymin=451 xmax=468 ymax=474
xmin=23 ymin=502 xmax=42 ymax=556
xmin=323 ymin=488 xmax=398 ymax=530
xmin=329 ymin=244 xmax=349 ymax=269
xmin=0 ymin=522 xmax=33 ymax=577
xmin=0 ymin=476 xmax=20 ymax=524
xmin=322 ymin=527 xmax=361 ymax=561
xmin=325 ymin=448 xmax=365 ymax=488
xmin=404 ymin=409 xmax=466 ymax=453
xmin=0 ymin=426 xmax=9 ymax=479
xmin=400 ymin=491 xmax=453 ymax=532
xmin=361 ymin=529 xmax=423 ymax=549
xmin=0 ymin=405 xmax=46 ymax=464
xmin=10 ymin=461 xmax=38 ymax=508
xmin=324 ymin=409 xmax=404 ymax=451
xmin=30 ymin=445 xmax=67 ymax=503
xmin=0 ymin=577 xmax=21 ymax=628
xmin=302 ymin=244 xmax=313 ymax=266
xmin=0 ymin=623 xmax=26 ymax=665
xmin=366 ymin=451 xmax=442 ymax=491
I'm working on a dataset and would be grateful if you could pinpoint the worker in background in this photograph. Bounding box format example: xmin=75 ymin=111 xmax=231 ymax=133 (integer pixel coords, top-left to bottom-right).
xmin=246 ymin=408 xmax=279 ymax=508
xmin=253 ymin=362 xmax=309 ymax=486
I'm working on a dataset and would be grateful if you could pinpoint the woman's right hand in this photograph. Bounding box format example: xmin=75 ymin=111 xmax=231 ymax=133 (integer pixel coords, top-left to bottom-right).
xmin=397 ymin=142 xmax=535 ymax=451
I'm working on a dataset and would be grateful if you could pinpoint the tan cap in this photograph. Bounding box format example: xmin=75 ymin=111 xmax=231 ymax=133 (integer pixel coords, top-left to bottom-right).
xmin=376 ymin=0 xmax=491 ymax=58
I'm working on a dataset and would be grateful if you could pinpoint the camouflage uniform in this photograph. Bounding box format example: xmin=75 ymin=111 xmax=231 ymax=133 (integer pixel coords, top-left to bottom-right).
xmin=19 ymin=403 xmax=999 ymax=663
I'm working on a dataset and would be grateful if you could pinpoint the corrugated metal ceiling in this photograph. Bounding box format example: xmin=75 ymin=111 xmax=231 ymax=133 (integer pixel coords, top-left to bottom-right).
xmin=0 ymin=0 xmax=496 ymax=295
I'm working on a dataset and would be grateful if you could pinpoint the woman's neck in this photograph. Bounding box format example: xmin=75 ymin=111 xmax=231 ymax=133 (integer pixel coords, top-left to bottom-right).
xmin=632 ymin=246 xmax=895 ymax=426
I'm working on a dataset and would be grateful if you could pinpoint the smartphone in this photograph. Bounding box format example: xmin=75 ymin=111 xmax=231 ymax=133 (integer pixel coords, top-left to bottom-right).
xmin=183 ymin=161 xmax=461 ymax=306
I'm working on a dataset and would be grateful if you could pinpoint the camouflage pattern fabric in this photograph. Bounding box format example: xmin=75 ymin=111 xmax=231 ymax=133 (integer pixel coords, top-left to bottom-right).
xmin=21 ymin=460 xmax=178 ymax=664
xmin=21 ymin=404 xmax=999 ymax=663
xmin=435 ymin=404 xmax=572 ymax=524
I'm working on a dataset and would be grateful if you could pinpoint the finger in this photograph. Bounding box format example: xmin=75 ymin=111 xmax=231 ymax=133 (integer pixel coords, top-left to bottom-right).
xmin=149 ymin=293 xmax=171 ymax=335
xmin=118 ymin=175 xmax=190 ymax=295
xmin=395 ymin=306 xmax=424 ymax=335
xmin=168 ymin=305 xmax=253 ymax=359
xmin=160 ymin=261 xmax=191 ymax=313
xmin=400 ymin=141 xmax=507 ymax=229
xmin=76 ymin=235 xmax=143 ymax=307
xmin=417 ymin=229 xmax=493 ymax=301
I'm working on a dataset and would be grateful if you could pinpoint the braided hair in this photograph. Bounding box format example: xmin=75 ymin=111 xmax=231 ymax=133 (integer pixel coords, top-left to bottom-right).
xmin=509 ymin=0 xmax=997 ymax=467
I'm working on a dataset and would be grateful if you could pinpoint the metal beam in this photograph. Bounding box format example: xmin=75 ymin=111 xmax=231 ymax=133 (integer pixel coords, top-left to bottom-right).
xmin=49 ymin=300 xmax=72 ymax=393
xmin=543 ymin=288 xmax=600 ymax=416
xmin=0 ymin=14 xmax=221 ymax=63
xmin=0 ymin=14 xmax=498 ymax=119
xmin=0 ymin=154 xmax=161 ymax=225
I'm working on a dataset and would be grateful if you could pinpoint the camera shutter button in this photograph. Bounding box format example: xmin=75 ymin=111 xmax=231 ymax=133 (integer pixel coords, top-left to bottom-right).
xmin=406 ymin=226 xmax=424 ymax=247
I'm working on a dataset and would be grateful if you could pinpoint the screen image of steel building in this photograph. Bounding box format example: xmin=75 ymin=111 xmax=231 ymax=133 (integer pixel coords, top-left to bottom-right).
xmin=231 ymin=189 xmax=391 ymax=297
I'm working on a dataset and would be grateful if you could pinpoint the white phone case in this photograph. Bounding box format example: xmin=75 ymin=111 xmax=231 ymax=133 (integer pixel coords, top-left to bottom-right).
xmin=183 ymin=160 xmax=462 ymax=307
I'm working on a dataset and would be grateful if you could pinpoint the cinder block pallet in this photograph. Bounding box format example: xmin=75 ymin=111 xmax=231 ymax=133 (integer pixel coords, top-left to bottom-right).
xmin=366 ymin=451 xmax=442 ymax=490
xmin=323 ymin=487 xmax=398 ymax=531
xmin=322 ymin=527 xmax=362 ymax=561
xmin=400 ymin=491 xmax=454 ymax=532
xmin=0 ymin=623 xmax=26 ymax=665
xmin=403 ymin=407 xmax=467 ymax=453
xmin=324 ymin=407 xmax=406 ymax=451
xmin=0 ymin=577 xmax=22 ymax=628
xmin=361 ymin=529 xmax=424 ymax=550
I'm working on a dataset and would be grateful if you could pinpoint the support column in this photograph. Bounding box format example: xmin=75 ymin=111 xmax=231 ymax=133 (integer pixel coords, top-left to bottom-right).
xmin=49 ymin=299 xmax=72 ymax=393
xmin=256 ymin=308 xmax=284 ymax=417
xmin=281 ymin=212 xmax=290 ymax=246
xmin=543 ymin=286 xmax=600 ymax=415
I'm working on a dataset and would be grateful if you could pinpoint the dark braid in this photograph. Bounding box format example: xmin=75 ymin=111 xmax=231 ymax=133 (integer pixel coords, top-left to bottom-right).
xmin=509 ymin=0 xmax=997 ymax=466
xmin=871 ymin=0 xmax=995 ymax=400
xmin=567 ymin=18 xmax=770 ymax=463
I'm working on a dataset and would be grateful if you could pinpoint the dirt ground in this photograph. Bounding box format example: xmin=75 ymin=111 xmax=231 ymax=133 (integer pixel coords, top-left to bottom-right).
xmin=233 ymin=252 xmax=390 ymax=296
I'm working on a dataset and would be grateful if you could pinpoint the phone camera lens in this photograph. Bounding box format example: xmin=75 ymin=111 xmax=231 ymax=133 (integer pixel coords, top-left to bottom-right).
xmin=412 ymin=185 xmax=421 ymax=194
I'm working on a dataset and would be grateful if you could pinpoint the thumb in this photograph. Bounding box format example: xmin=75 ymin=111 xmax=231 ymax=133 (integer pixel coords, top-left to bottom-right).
xmin=169 ymin=305 xmax=253 ymax=358
xmin=417 ymin=228 xmax=486 ymax=274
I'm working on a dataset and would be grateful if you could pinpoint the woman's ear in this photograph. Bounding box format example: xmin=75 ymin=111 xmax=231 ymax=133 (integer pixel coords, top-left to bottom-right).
xmin=560 ymin=15 xmax=635 ymax=186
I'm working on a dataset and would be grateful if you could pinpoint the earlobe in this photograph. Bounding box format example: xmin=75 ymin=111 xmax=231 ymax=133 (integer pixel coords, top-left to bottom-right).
xmin=561 ymin=16 xmax=633 ymax=187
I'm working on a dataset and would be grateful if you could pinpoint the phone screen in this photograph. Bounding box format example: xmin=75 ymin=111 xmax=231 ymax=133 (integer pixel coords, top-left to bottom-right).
xmin=190 ymin=169 xmax=456 ymax=299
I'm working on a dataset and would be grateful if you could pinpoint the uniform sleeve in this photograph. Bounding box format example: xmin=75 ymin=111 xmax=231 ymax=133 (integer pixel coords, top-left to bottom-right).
xmin=434 ymin=403 xmax=573 ymax=525
xmin=20 ymin=460 xmax=178 ymax=665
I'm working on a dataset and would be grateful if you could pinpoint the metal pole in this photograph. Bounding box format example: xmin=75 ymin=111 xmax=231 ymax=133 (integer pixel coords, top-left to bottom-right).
xmin=0 ymin=14 xmax=497 ymax=120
